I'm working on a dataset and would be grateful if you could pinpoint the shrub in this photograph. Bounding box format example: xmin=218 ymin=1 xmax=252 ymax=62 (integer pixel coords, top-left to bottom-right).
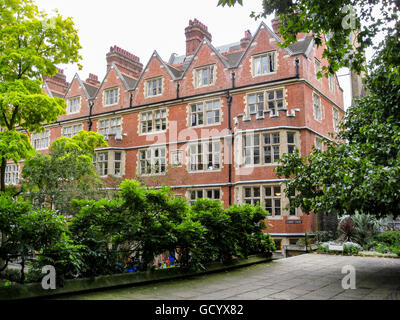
xmin=338 ymin=214 xmax=382 ymax=246
xmin=343 ymin=244 xmax=360 ymax=255
xmin=374 ymin=231 xmax=400 ymax=246
xmin=368 ymin=231 xmax=400 ymax=256
xmin=225 ymin=204 xmax=274 ymax=258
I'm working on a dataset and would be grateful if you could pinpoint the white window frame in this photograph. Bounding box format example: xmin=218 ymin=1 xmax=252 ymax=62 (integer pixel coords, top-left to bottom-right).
xmin=113 ymin=151 xmax=122 ymax=176
xmin=315 ymin=58 xmax=321 ymax=81
xmin=63 ymin=124 xmax=83 ymax=138
xmin=333 ymin=107 xmax=340 ymax=133
xmin=104 ymin=87 xmax=119 ymax=106
xmin=67 ymin=96 xmax=81 ymax=114
xmin=188 ymin=188 xmax=221 ymax=206
xmin=315 ymin=136 xmax=323 ymax=151
xmin=5 ymin=164 xmax=19 ymax=185
xmin=313 ymin=93 xmax=322 ymax=121
xmin=287 ymin=132 xmax=296 ymax=155
xmin=93 ymin=151 xmax=124 ymax=177
xmin=94 ymin=152 xmax=108 ymax=177
xmin=194 ymin=64 xmax=216 ymax=88
xmin=139 ymin=147 xmax=167 ymax=176
xmin=247 ymin=88 xmax=285 ymax=117
xmin=253 ymin=51 xmax=276 ymax=76
xmin=170 ymin=149 xmax=183 ymax=167
xmin=189 ymin=99 xmax=221 ymax=127
xmin=240 ymin=184 xmax=298 ymax=217
xmin=264 ymin=185 xmax=282 ymax=217
xmin=98 ymin=117 xmax=122 ymax=140
xmin=146 ymin=77 xmax=163 ymax=98
xmin=32 ymin=130 xmax=50 ymax=150
xmin=140 ymin=109 xmax=167 ymax=134
xmin=243 ymin=132 xmax=281 ymax=166
xmin=329 ymin=74 xmax=335 ymax=93
xmin=188 ymin=140 xmax=221 ymax=172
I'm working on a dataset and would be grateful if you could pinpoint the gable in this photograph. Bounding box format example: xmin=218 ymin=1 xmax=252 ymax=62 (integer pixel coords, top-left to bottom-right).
xmin=133 ymin=52 xmax=179 ymax=105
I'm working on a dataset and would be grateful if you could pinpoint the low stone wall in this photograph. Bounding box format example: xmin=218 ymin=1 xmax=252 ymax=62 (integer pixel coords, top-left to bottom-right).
xmin=0 ymin=254 xmax=272 ymax=300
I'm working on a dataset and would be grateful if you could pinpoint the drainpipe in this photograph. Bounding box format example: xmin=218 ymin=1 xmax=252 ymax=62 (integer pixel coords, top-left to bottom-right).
xmin=295 ymin=58 xmax=300 ymax=78
xmin=129 ymin=92 xmax=133 ymax=108
xmin=88 ymin=101 xmax=94 ymax=131
xmin=227 ymin=71 xmax=235 ymax=206
xmin=176 ymin=82 xmax=180 ymax=99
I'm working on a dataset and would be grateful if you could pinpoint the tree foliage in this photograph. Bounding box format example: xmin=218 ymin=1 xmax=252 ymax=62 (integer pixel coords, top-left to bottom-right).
xmin=218 ymin=0 xmax=399 ymax=75
xmin=0 ymin=0 xmax=82 ymax=191
xmin=0 ymin=195 xmax=69 ymax=283
xmin=276 ymin=32 xmax=400 ymax=219
xmin=21 ymin=131 xmax=108 ymax=215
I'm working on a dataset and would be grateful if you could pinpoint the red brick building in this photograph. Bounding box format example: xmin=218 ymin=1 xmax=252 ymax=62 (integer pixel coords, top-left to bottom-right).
xmin=8 ymin=19 xmax=345 ymax=248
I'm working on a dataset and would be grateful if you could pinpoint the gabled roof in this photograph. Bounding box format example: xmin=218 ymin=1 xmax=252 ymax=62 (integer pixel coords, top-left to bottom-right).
xmin=287 ymin=36 xmax=314 ymax=56
xmin=93 ymin=62 xmax=138 ymax=98
xmin=63 ymin=73 xmax=94 ymax=100
xmin=172 ymin=38 xmax=233 ymax=81
xmin=133 ymin=51 xmax=184 ymax=90
xmin=42 ymin=81 xmax=66 ymax=99
xmin=168 ymin=21 xmax=316 ymax=74
xmin=83 ymin=83 xmax=99 ymax=99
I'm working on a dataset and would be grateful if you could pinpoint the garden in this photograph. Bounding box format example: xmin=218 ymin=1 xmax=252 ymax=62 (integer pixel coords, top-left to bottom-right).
xmin=0 ymin=179 xmax=275 ymax=288
xmin=315 ymin=214 xmax=400 ymax=258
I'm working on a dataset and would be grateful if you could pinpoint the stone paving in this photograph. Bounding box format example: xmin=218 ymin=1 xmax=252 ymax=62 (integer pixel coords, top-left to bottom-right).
xmin=59 ymin=254 xmax=400 ymax=300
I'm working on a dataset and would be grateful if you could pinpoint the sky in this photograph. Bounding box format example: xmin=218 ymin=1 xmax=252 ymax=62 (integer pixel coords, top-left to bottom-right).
xmin=34 ymin=0 xmax=353 ymax=108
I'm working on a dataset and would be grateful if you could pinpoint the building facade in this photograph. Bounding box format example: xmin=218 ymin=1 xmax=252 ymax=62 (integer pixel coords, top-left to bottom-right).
xmin=8 ymin=19 xmax=345 ymax=248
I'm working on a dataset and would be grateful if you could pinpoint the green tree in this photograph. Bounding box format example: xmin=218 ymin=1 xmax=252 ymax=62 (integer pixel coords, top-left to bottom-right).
xmin=0 ymin=0 xmax=82 ymax=191
xmin=21 ymin=131 xmax=108 ymax=215
xmin=218 ymin=0 xmax=399 ymax=75
xmin=0 ymin=195 xmax=68 ymax=283
xmin=276 ymin=35 xmax=400 ymax=219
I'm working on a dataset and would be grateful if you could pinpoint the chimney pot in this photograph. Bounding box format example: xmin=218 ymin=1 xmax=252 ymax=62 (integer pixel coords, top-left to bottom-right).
xmin=106 ymin=45 xmax=143 ymax=78
xmin=185 ymin=18 xmax=212 ymax=57
xmin=240 ymin=30 xmax=252 ymax=49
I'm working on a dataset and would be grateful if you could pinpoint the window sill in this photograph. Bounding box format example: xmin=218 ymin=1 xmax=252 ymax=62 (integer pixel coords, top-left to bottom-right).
xmin=145 ymin=94 xmax=163 ymax=99
xmin=139 ymin=130 xmax=167 ymax=136
xmin=252 ymin=71 xmax=277 ymax=78
xmin=188 ymin=168 xmax=222 ymax=174
xmin=267 ymin=216 xmax=283 ymax=220
xmin=189 ymin=122 xmax=222 ymax=129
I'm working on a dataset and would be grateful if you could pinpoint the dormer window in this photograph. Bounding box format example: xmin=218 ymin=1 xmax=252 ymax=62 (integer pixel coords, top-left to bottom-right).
xmin=67 ymin=97 xmax=81 ymax=114
xmin=104 ymin=87 xmax=119 ymax=106
xmin=194 ymin=65 xmax=215 ymax=88
xmin=146 ymin=78 xmax=163 ymax=97
xmin=253 ymin=51 xmax=276 ymax=76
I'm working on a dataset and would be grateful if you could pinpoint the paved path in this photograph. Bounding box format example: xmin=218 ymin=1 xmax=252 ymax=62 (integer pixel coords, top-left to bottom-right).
xmin=59 ymin=254 xmax=400 ymax=300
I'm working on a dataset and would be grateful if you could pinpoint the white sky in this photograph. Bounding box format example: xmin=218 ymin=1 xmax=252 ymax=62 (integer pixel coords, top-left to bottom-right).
xmin=34 ymin=0 xmax=352 ymax=108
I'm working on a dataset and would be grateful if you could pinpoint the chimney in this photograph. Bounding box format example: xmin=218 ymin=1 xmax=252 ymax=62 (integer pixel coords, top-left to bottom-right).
xmin=185 ymin=19 xmax=212 ymax=57
xmin=240 ymin=30 xmax=252 ymax=49
xmin=271 ymin=17 xmax=281 ymax=38
xmin=106 ymin=45 xmax=143 ymax=78
xmin=350 ymin=31 xmax=366 ymax=101
xmin=85 ymin=73 xmax=100 ymax=87
xmin=43 ymin=68 xmax=68 ymax=95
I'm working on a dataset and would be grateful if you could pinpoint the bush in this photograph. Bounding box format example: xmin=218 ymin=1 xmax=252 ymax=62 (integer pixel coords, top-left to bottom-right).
xmin=337 ymin=214 xmax=382 ymax=246
xmin=29 ymin=236 xmax=85 ymax=286
xmin=343 ymin=244 xmax=360 ymax=255
xmin=367 ymin=231 xmax=400 ymax=256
